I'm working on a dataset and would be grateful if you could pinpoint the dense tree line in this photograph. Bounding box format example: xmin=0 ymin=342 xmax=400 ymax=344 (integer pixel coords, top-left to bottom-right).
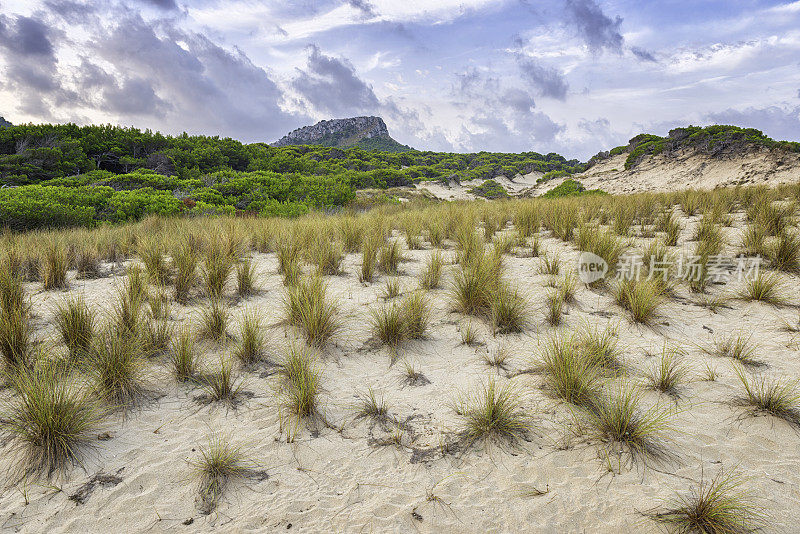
xmin=0 ymin=123 xmax=582 ymax=230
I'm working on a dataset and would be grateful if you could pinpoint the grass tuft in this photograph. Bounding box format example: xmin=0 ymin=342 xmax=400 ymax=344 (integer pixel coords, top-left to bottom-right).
xmin=584 ymin=382 xmax=674 ymax=465
xmin=284 ymin=275 xmax=341 ymax=348
xmin=646 ymin=346 xmax=688 ymax=398
xmin=199 ymin=299 xmax=229 ymax=342
xmin=280 ymin=345 xmax=322 ymax=420
xmin=613 ymin=278 xmax=663 ymax=324
xmin=191 ymin=435 xmax=250 ymax=514
xmin=649 ymin=469 xmax=765 ymax=534
xmin=455 ymin=378 xmax=530 ymax=445
xmin=539 ymin=334 xmax=601 ymax=407
xmin=235 ymin=311 xmax=266 ymax=366
xmin=2 ymin=365 xmax=101 ymax=480
xmin=171 ymin=326 xmax=197 ymax=382
xmin=738 ymin=271 xmax=787 ymax=305
xmin=733 ymin=365 xmax=800 ymax=427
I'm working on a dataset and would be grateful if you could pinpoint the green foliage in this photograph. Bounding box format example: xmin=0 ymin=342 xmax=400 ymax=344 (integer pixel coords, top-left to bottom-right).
xmin=469 ymin=179 xmax=508 ymax=199
xmin=542 ymin=179 xmax=606 ymax=198
xmin=0 ymin=123 xmax=582 ymax=230
xmin=624 ymin=125 xmax=800 ymax=170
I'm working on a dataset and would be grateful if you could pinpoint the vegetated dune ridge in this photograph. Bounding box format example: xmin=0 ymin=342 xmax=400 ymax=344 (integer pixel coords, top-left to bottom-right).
xmin=534 ymin=148 xmax=800 ymax=196
xmin=0 ymin=186 xmax=799 ymax=533
xmin=418 ymin=149 xmax=800 ymax=201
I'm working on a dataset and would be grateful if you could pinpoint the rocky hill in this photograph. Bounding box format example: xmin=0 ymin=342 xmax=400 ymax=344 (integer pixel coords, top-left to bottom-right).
xmin=0 ymin=116 xmax=11 ymax=128
xmin=272 ymin=116 xmax=412 ymax=152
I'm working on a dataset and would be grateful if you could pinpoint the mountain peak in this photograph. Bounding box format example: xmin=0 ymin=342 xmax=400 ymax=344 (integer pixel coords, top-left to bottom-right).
xmin=272 ymin=116 xmax=412 ymax=152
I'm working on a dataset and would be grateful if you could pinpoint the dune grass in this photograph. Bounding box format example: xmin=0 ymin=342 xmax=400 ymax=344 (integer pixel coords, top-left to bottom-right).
xmin=402 ymin=290 xmax=431 ymax=340
xmin=712 ymin=332 xmax=761 ymax=367
xmin=199 ymin=298 xmax=229 ymax=342
xmin=201 ymin=244 xmax=234 ymax=299
xmin=539 ymin=252 xmax=561 ymax=276
xmin=490 ymin=284 xmax=528 ymax=334
xmin=191 ymin=435 xmax=250 ymax=514
xmin=738 ymin=271 xmax=787 ymax=305
xmin=235 ymin=311 xmax=266 ymax=366
xmin=460 ymin=320 xmax=480 ymax=346
xmin=419 ymin=249 xmax=444 ymax=290
xmin=733 ymin=365 xmax=800 ymax=427
xmin=539 ymin=334 xmax=601 ymax=407
xmin=0 ymin=300 xmax=30 ymax=369
xmin=359 ymin=235 xmax=379 ymax=283
xmin=371 ymin=302 xmax=405 ymax=347
xmin=613 ymin=278 xmax=663 ymax=324
xmin=236 ymin=258 xmax=258 ymax=297
xmin=280 ymin=345 xmax=322 ymax=420
xmin=584 ymin=382 xmax=675 ymax=465
xmin=42 ymin=244 xmax=69 ymax=290
xmin=308 ymin=237 xmax=344 ymax=275
xmin=647 ymin=346 xmax=688 ymax=398
xmin=171 ymin=326 xmax=197 ymax=382
xmin=378 ymin=240 xmax=403 ymax=274
xmin=354 ymin=388 xmax=391 ymax=425
xmin=202 ymin=357 xmax=242 ymax=404
xmin=450 ymin=251 xmax=502 ymax=316
xmin=2 ymin=365 xmax=102 ymax=480
xmin=768 ymin=229 xmax=800 ymax=273
xmin=172 ymin=243 xmax=198 ymax=304
xmin=649 ymin=469 xmax=765 ymax=534
xmin=455 ymin=378 xmax=531 ymax=446
xmin=140 ymin=239 xmax=171 ymax=285
xmin=382 ymin=277 xmax=401 ymax=300
xmin=283 ymin=275 xmax=341 ymax=348
xmin=90 ymin=329 xmax=147 ymax=406
xmin=577 ymin=323 xmax=623 ymax=374
xmin=544 ymin=289 xmax=565 ymax=326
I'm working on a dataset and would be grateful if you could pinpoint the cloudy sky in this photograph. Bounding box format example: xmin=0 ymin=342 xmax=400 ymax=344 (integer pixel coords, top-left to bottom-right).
xmin=1 ymin=0 xmax=799 ymax=159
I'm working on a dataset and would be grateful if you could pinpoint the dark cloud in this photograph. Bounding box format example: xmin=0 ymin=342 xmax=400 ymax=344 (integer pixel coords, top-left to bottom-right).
xmin=630 ymin=46 xmax=657 ymax=62
xmin=348 ymin=0 xmax=376 ymax=17
xmin=498 ymin=88 xmax=536 ymax=115
xmin=454 ymin=67 xmax=499 ymax=99
xmin=139 ymin=0 xmax=178 ymax=9
xmin=292 ymin=44 xmax=383 ymax=116
xmin=102 ymin=78 xmax=170 ymax=115
xmin=517 ymin=56 xmax=569 ymax=100
xmin=0 ymin=15 xmax=54 ymax=56
xmin=705 ymin=105 xmax=800 ymax=142
xmin=84 ymin=15 xmax=306 ymax=139
xmin=0 ymin=14 xmax=64 ymax=116
xmin=564 ymin=0 xmax=623 ymax=54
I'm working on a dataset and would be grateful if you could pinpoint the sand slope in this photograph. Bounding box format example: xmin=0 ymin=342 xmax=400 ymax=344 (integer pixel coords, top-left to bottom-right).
xmin=1 ymin=214 xmax=800 ymax=533
xmin=527 ymin=149 xmax=800 ymax=197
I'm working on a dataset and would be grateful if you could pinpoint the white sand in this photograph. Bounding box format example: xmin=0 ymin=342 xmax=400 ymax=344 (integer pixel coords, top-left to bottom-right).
xmin=2 ymin=216 xmax=800 ymax=532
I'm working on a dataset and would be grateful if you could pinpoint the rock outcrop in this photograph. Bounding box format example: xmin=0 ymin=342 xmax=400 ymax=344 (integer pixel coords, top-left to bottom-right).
xmin=272 ymin=116 xmax=411 ymax=152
